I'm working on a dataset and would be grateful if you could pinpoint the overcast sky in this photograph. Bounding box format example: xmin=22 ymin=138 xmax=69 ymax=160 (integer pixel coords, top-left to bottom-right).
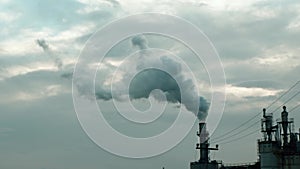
xmin=1 ymin=0 xmax=300 ymax=169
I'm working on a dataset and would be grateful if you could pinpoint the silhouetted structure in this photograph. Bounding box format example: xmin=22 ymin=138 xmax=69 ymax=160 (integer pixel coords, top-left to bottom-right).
xmin=189 ymin=106 xmax=300 ymax=169
xmin=190 ymin=122 xmax=221 ymax=169
xmin=258 ymin=106 xmax=300 ymax=169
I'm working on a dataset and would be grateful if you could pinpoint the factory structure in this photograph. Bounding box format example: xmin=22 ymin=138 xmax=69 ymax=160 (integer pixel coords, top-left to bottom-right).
xmin=190 ymin=106 xmax=300 ymax=169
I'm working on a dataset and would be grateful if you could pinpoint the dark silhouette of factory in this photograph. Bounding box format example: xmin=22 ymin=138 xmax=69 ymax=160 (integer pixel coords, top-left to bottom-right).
xmin=190 ymin=106 xmax=300 ymax=169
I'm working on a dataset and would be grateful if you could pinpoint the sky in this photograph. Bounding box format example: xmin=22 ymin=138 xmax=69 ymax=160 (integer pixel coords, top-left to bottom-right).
xmin=1 ymin=0 xmax=300 ymax=169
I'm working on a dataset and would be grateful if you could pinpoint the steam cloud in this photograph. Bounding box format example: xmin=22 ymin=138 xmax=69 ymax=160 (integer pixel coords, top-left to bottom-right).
xmin=36 ymin=39 xmax=63 ymax=69
xmin=94 ymin=35 xmax=209 ymax=120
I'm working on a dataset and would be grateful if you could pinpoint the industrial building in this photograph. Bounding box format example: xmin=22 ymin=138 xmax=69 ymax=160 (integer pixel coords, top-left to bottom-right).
xmin=190 ymin=122 xmax=221 ymax=169
xmin=190 ymin=106 xmax=300 ymax=169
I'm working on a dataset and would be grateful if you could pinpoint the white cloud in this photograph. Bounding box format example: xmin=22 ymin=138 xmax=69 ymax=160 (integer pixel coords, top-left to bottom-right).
xmin=15 ymin=88 xmax=54 ymax=101
xmin=250 ymin=7 xmax=277 ymax=19
xmin=286 ymin=4 xmax=300 ymax=32
xmin=3 ymin=84 xmax=68 ymax=103
xmin=0 ymin=11 xmax=21 ymax=22
xmin=0 ymin=28 xmax=54 ymax=56
xmin=49 ymin=23 xmax=96 ymax=42
xmin=226 ymin=84 xmax=282 ymax=98
xmin=77 ymin=0 xmax=118 ymax=14
xmin=0 ymin=62 xmax=58 ymax=80
xmin=179 ymin=0 xmax=263 ymax=11
xmin=287 ymin=17 xmax=300 ymax=32
xmin=0 ymin=23 xmax=95 ymax=56
xmin=254 ymin=45 xmax=300 ymax=68
xmin=41 ymin=85 xmax=64 ymax=97
xmin=105 ymin=58 xmax=122 ymax=67
xmin=0 ymin=0 xmax=10 ymax=4
xmin=0 ymin=56 xmax=77 ymax=81
xmin=110 ymin=0 xmax=213 ymax=13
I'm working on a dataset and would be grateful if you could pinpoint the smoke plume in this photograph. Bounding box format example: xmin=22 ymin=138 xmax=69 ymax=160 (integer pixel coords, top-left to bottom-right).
xmin=36 ymin=39 xmax=49 ymax=51
xmin=36 ymin=39 xmax=63 ymax=69
xmin=131 ymin=35 xmax=148 ymax=50
xmin=93 ymin=35 xmax=209 ymax=120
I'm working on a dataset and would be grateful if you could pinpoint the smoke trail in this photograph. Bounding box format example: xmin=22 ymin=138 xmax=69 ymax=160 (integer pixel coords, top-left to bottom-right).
xmin=131 ymin=35 xmax=148 ymax=50
xmin=36 ymin=39 xmax=63 ymax=69
xmin=94 ymin=35 xmax=210 ymax=120
xmin=36 ymin=39 xmax=49 ymax=51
